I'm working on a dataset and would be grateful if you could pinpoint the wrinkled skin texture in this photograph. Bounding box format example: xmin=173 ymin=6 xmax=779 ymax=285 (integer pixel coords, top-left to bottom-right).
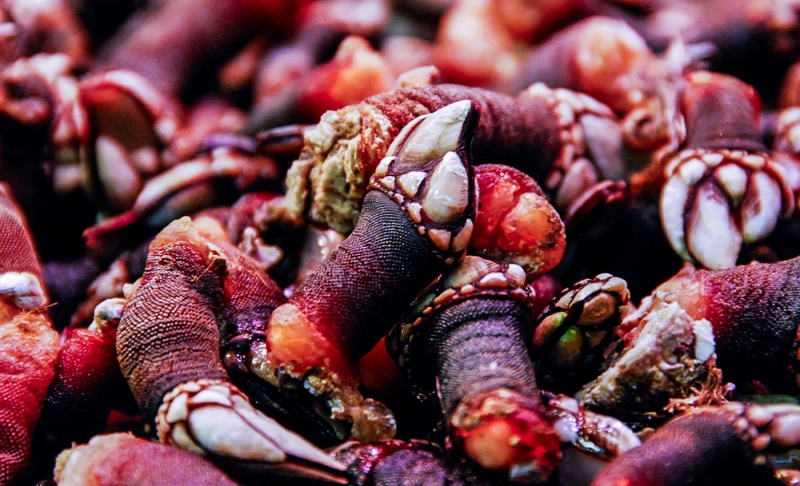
xmin=694 ymin=257 xmax=800 ymax=392
xmin=284 ymin=83 xmax=560 ymax=233
xmin=388 ymin=256 xmax=561 ymax=481
xmin=273 ymin=191 xmax=450 ymax=366
xmin=591 ymin=409 xmax=779 ymax=486
xmin=0 ymin=184 xmax=59 ymax=484
xmin=116 ymin=221 xmax=230 ymax=422
xmin=333 ymin=440 xmax=499 ymax=486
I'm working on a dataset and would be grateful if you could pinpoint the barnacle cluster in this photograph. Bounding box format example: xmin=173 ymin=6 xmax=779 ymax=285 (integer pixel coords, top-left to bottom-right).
xmin=4 ymin=1 xmax=800 ymax=486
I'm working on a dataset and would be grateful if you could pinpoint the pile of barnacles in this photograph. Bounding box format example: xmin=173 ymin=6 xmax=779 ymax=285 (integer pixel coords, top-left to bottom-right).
xmin=6 ymin=0 xmax=800 ymax=485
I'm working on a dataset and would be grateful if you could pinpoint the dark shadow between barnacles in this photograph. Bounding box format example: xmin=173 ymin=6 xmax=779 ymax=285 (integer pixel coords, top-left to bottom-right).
xmin=223 ymin=333 xmax=350 ymax=447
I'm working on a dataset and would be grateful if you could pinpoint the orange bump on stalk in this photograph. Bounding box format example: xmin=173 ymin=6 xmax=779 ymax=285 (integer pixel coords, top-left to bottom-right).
xmin=265 ymin=302 xmax=359 ymax=384
xmin=470 ymin=164 xmax=566 ymax=279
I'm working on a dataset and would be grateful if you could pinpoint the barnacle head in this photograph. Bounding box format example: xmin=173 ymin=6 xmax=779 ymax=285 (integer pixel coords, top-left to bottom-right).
xmin=369 ymin=100 xmax=478 ymax=263
xmin=532 ymin=273 xmax=631 ymax=393
xmin=659 ymin=148 xmax=794 ymax=270
xmin=659 ymin=72 xmax=794 ymax=270
xmin=79 ymin=70 xmax=182 ymax=213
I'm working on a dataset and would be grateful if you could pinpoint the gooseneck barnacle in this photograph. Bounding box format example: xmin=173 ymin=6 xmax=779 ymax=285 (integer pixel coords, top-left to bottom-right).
xmin=532 ymin=273 xmax=631 ymax=394
xmin=116 ymin=218 xmax=344 ymax=480
xmin=387 ymin=255 xmax=561 ymax=482
xmin=657 ymin=71 xmax=794 ymax=270
xmin=254 ymin=101 xmax=478 ymax=443
xmin=387 ymin=256 xmax=639 ymax=483
xmin=281 ymin=82 xmax=623 ymax=233
xmin=581 ymin=255 xmax=800 ymax=421
xmin=13 ymin=3 xmax=800 ymax=485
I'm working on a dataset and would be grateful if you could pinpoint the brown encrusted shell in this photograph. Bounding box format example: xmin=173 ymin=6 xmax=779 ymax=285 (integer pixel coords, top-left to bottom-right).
xmin=284 ymin=83 xmax=560 ymax=233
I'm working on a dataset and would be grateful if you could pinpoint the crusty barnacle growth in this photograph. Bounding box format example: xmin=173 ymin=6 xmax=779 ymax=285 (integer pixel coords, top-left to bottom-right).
xmin=580 ymin=256 xmax=800 ymax=416
xmin=281 ymin=83 xmax=564 ymax=233
xmin=577 ymin=300 xmax=718 ymax=418
xmin=532 ymin=273 xmax=630 ymax=394
xmin=260 ymin=101 xmax=478 ymax=442
xmin=116 ymin=218 xmax=343 ymax=478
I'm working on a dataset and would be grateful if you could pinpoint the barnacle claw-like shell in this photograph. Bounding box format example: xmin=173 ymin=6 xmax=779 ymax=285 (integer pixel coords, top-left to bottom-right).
xmin=685 ymin=178 xmax=741 ymax=271
xmin=0 ymin=272 xmax=47 ymax=309
xmin=389 ymin=100 xmax=471 ymax=171
xmin=660 ymin=149 xmax=793 ymax=270
xmin=157 ymin=379 xmax=345 ymax=477
xmin=522 ymin=84 xmax=624 ymax=209
xmin=83 ymin=144 xmax=278 ymax=258
xmin=368 ymin=100 xmax=477 ymax=262
xmin=117 ymin=218 xmax=344 ymax=478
